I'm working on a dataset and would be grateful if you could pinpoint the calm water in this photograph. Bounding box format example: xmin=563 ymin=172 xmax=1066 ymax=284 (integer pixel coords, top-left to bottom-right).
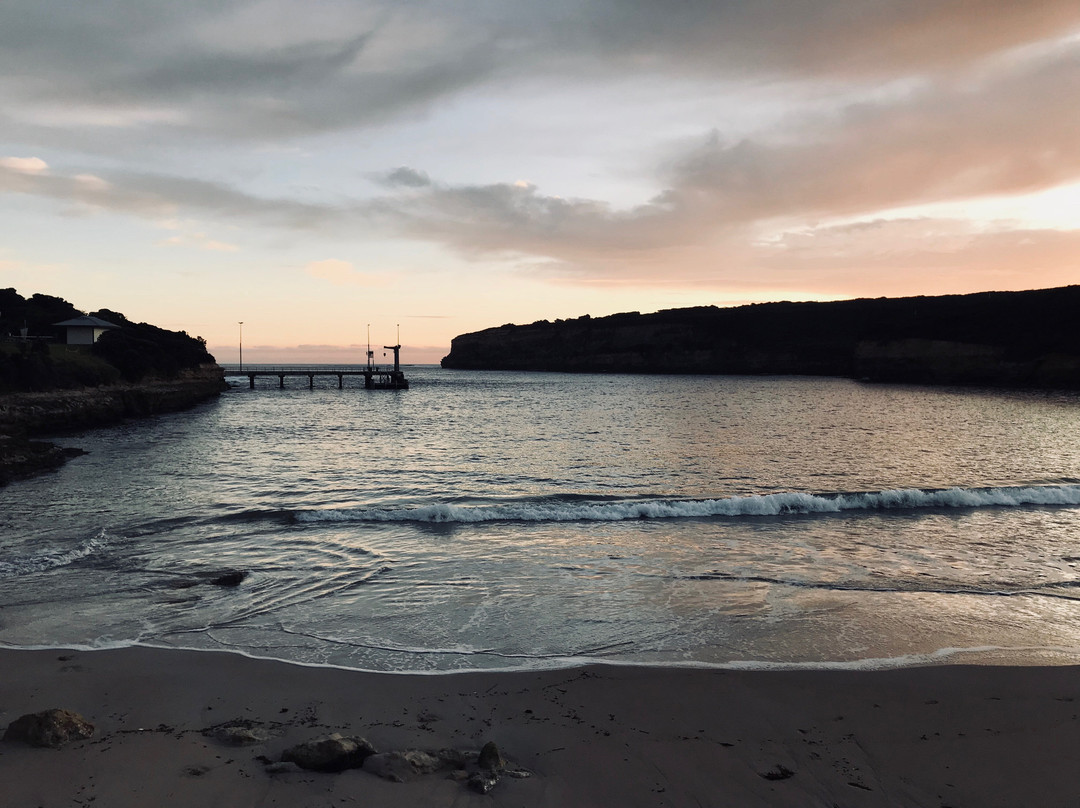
xmin=3 ymin=367 xmax=1080 ymax=672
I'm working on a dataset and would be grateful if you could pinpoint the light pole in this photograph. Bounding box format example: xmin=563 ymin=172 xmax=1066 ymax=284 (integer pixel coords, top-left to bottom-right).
xmin=238 ymin=321 xmax=244 ymax=372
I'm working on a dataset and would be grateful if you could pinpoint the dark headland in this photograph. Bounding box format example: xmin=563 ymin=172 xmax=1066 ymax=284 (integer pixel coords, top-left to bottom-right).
xmin=0 ymin=290 xmax=226 ymax=485
xmin=442 ymin=285 xmax=1080 ymax=389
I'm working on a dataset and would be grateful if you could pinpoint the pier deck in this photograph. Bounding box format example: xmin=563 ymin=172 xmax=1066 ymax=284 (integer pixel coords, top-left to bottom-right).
xmin=220 ymin=366 xmax=409 ymax=390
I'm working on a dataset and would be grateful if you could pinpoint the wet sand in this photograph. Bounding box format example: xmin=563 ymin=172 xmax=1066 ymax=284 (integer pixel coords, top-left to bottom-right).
xmin=2 ymin=646 xmax=1079 ymax=806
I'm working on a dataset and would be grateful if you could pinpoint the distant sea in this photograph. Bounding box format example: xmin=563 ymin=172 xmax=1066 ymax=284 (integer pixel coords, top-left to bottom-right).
xmin=3 ymin=366 xmax=1080 ymax=672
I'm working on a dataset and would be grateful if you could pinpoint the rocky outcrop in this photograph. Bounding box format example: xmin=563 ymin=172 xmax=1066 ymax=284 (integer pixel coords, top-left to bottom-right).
xmin=0 ymin=364 xmax=225 ymax=485
xmin=281 ymin=733 xmax=377 ymax=772
xmin=4 ymin=708 xmax=95 ymax=748
xmin=0 ymin=434 xmax=86 ymax=485
xmin=853 ymin=339 xmax=1080 ymax=388
xmin=441 ymin=285 xmax=1080 ymax=389
xmin=271 ymin=731 xmax=527 ymax=795
xmin=0 ymin=364 xmax=226 ymax=435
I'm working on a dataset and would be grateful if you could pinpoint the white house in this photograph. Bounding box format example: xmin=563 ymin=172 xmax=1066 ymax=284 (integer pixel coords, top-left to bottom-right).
xmin=53 ymin=315 xmax=120 ymax=345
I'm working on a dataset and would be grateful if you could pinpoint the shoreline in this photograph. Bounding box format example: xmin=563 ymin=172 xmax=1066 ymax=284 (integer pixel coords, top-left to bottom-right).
xmin=5 ymin=638 xmax=1077 ymax=675
xmin=2 ymin=646 xmax=1078 ymax=806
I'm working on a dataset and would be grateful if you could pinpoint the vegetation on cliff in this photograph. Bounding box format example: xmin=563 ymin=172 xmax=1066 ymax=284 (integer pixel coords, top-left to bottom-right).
xmin=442 ymin=285 xmax=1080 ymax=389
xmin=0 ymin=289 xmax=225 ymax=484
xmin=0 ymin=289 xmax=216 ymax=393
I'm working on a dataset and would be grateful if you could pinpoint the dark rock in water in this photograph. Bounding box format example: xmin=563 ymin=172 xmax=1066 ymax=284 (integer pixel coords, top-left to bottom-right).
xmin=0 ymin=435 xmax=70 ymax=486
xmin=209 ymin=569 xmax=248 ymax=587
xmin=468 ymin=772 xmax=500 ymax=794
xmin=4 ymin=708 xmax=95 ymax=748
xmin=281 ymin=733 xmax=376 ymax=772
xmin=477 ymin=740 xmax=506 ymax=772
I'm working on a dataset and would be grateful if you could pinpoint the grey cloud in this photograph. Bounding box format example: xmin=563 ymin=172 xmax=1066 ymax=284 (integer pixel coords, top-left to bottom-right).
xmin=3 ymin=0 xmax=1079 ymax=146
xmin=0 ymin=2 xmax=496 ymax=141
xmin=7 ymin=39 xmax=1079 ymax=285
xmin=571 ymin=0 xmax=1080 ymax=76
xmin=5 ymin=37 xmax=1079 ymax=263
xmin=377 ymin=167 xmax=434 ymax=188
xmin=362 ymin=44 xmax=1080 ymax=277
xmin=0 ymin=162 xmax=348 ymax=230
xmin=3 ymin=26 xmax=1078 ymax=292
xmin=665 ymin=47 xmax=1080 ymax=221
xmin=127 ymin=35 xmax=371 ymax=97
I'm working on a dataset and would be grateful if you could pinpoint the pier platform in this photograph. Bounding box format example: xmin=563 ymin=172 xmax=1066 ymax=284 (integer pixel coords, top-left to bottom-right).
xmin=220 ymin=366 xmax=409 ymax=390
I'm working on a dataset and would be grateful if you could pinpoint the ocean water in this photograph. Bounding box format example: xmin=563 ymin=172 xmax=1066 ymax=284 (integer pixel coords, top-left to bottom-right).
xmin=3 ymin=367 xmax=1080 ymax=672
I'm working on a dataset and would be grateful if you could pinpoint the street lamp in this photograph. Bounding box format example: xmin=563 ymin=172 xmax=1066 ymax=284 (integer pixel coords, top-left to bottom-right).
xmin=238 ymin=321 xmax=244 ymax=372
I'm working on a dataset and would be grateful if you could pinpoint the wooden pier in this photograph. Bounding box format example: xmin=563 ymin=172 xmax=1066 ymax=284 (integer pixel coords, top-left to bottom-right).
xmin=221 ymin=365 xmax=408 ymax=390
xmin=222 ymin=343 xmax=408 ymax=390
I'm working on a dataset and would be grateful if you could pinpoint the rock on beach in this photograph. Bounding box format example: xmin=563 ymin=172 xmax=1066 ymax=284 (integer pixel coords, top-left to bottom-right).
xmin=4 ymin=708 xmax=95 ymax=748
xmin=280 ymin=733 xmax=376 ymax=772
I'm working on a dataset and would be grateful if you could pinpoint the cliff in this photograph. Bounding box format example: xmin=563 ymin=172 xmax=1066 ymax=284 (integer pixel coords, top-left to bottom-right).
xmin=0 ymin=364 xmax=226 ymax=485
xmin=441 ymin=286 xmax=1080 ymax=389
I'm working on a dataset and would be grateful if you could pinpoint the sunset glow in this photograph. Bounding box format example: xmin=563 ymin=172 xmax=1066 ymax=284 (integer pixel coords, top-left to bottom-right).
xmin=1 ymin=2 xmax=1078 ymax=363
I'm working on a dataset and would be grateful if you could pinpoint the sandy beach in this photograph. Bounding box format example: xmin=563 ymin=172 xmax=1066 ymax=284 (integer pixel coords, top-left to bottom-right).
xmin=0 ymin=647 xmax=1077 ymax=806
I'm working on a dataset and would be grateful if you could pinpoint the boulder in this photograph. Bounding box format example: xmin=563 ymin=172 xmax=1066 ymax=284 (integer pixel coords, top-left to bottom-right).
xmin=477 ymin=740 xmax=506 ymax=772
xmin=4 ymin=708 xmax=95 ymax=748
xmin=281 ymin=733 xmax=376 ymax=772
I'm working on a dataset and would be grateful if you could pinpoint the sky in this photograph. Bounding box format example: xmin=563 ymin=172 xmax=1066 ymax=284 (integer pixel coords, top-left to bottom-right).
xmin=1 ymin=1 xmax=1079 ymax=365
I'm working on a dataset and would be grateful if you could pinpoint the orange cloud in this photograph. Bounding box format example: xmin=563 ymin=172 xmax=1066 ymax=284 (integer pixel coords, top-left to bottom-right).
xmin=304 ymin=259 xmax=385 ymax=286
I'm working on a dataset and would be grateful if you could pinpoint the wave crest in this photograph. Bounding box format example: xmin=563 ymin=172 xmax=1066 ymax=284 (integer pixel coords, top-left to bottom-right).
xmin=295 ymin=484 xmax=1080 ymax=525
xmin=0 ymin=530 xmax=110 ymax=578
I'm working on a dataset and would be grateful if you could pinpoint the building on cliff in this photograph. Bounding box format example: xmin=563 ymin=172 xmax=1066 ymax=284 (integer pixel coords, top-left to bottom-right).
xmin=53 ymin=315 xmax=120 ymax=345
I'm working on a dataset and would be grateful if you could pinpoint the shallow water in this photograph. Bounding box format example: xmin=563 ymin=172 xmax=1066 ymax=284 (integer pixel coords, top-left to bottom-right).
xmin=3 ymin=368 xmax=1080 ymax=671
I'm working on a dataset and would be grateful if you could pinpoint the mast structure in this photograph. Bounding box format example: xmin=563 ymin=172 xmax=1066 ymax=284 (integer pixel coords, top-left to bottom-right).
xmin=383 ymin=323 xmax=402 ymax=373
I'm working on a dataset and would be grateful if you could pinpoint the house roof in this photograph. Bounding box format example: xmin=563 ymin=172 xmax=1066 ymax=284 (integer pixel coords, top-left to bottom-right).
xmin=53 ymin=315 xmax=121 ymax=329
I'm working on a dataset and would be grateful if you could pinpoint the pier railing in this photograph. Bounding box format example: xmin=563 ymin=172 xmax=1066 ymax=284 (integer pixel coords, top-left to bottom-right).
xmin=219 ymin=365 xmax=408 ymax=390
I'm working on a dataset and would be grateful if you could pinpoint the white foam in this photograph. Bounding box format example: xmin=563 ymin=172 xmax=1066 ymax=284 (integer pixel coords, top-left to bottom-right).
xmin=0 ymin=530 xmax=109 ymax=578
xmin=294 ymin=485 xmax=1080 ymax=525
xmin=3 ymin=642 xmax=1075 ymax=677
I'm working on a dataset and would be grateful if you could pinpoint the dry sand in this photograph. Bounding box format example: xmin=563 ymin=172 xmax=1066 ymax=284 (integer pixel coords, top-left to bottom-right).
xmin=2 ymin=646 xmax=1079 ymax=807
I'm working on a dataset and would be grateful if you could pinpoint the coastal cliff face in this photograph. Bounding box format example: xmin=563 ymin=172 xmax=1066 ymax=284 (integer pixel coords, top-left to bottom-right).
xmin=0 ymin=364 xmax=226 ymax=484
xmin=0 ymin=364 xmax=226 ymax=434
xmin=442 ymin=286 xmax=1080 ymax=389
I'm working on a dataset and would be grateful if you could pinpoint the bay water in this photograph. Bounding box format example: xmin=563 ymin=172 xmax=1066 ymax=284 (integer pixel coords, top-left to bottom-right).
xmin=3 ymin=367 xmax=1080 ymax=672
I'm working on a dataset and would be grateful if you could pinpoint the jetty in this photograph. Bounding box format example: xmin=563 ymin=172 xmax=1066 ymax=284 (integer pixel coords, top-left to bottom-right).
xmin=221 ymin=345 xmax=409 ymax=390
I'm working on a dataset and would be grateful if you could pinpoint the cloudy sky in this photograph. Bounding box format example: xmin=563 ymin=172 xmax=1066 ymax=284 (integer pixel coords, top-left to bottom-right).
xmin=2 ymin=1 xmax=1079 ymax=363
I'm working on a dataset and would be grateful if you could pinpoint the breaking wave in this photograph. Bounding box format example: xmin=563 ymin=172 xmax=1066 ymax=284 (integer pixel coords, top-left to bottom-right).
xmin=0 ymin=530 xmax=110 ymax=578
xmin=295 ymin=484 xmax=1080 ymax=525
